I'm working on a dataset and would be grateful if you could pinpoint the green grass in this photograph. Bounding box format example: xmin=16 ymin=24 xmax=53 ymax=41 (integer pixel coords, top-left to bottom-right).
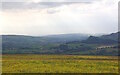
xmin=2 ymin=54 xmax=118 ymax=73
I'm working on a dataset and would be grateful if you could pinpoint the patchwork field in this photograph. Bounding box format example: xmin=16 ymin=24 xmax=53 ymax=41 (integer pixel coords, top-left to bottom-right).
xmin=2 ymin=55 xmax=119 ymax=73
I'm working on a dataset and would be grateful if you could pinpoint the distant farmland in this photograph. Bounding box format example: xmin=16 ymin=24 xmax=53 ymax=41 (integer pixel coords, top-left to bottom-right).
xmin=2 ymin=54 xmax=118 ymax=73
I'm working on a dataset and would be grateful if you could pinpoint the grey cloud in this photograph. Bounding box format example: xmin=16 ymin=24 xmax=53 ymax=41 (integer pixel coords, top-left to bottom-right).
xmin=1 ymin=0 xmax=118 ymax=36
xmin=2 ymin=0 xmax=99 ymax=2
xmin=1 ymin=0 xmax=99 ymax=11
xmin=1 ymin=2 xmax=92 ymax=14
xmin=2 ymin=2 xmax=27 ymax=10
xmin=47 ymin=9 xmax=60 ymax=14
xmin=2 ymin=2 xmax=86 ymax=10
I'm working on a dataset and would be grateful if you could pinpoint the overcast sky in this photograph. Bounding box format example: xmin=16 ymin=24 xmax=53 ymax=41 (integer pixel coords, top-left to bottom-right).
xmin=0 ymin=0 xmax=119 ymax=36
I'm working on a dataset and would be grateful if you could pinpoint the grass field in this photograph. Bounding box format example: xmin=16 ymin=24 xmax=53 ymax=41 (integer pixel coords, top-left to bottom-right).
xmin=2 ymin=54 xmax=118 ymax=73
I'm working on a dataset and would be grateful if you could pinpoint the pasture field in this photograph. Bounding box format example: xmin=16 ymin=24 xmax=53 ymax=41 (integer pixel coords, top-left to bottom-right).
xmin=2 ymin=54 xmax=119 ymax=73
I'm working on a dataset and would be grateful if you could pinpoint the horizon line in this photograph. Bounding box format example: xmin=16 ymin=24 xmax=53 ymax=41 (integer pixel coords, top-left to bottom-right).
xmin=0 ymin=31 xmax=118 ymax=37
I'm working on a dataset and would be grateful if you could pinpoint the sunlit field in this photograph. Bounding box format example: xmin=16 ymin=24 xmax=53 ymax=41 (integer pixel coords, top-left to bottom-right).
xmin=2 ymin=54 xmax=118 ymax=73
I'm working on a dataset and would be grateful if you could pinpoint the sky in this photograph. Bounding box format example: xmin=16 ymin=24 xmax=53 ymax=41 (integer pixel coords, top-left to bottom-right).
xmin=0 ymin=0 xmax=119 ymax=36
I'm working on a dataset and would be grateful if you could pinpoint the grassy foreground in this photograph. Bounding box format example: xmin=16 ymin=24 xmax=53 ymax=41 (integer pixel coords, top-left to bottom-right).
xmin=2 ymin=54 xmax=118 ymax=73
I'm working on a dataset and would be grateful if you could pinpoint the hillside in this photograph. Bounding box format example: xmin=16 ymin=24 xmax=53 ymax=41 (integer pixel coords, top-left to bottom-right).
xmin=59 ymin=32 xmax=118 ymax=55
xmin=42 ymin=33 xmax=89 ymax=43
xmin=101 ymin=32 xmax=119 ymax=41
xmin=2 ymin=33 xmax=88 ymax=44
xmin=2 ymin=32 xmax=119 ymax=55
xmin=81 ymin=36 xmax=117 ymax=45
xmin=2 ymin=34 xmax=89 ymax=54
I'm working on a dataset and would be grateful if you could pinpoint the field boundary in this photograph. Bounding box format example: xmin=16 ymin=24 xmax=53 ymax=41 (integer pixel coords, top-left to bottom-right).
xmin=1 ymin=73 xmax=119 ymax=75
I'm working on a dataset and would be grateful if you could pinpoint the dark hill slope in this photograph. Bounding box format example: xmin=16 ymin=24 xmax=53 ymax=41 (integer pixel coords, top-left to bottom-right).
xmin=2 ymin=34 xmax=89 ymax=52
xmin=1 ymin=32 xmax=118 ymax=55
xmin=101 ymin=32 xmax=119 ymax=41
xmin=81 ymin=36 xmax=117 ymax=45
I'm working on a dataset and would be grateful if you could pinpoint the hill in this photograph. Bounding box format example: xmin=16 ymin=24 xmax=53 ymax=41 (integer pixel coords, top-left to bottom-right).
xmin=81 ymin=36 xmax=117 ymax=45
xmin=101 ymin=32 xmax=119 ymax=41
xmin=1 ymin=32 xmax=119 ymax=55
xmin=2 ymin=34 xmax=89 ymax=54
xmin=59 ymin=32 xmax=118 ymax=55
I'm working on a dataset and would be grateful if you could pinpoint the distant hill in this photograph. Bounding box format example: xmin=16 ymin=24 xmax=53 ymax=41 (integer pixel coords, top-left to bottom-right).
xmin=81 ymin=36 xmax=117 ymax=45
xmin=66 ymin=32 xmax=119 ymax=45
xmin=2 ymin=35 xmax=43 ymax=50
xmin=2 ymin=32 xmax=118 ymax=55
xmin=2 ymin=33 xmax=89 ymax=44
xmin=2 ymin=34 xmax=89 ymax=53
xmin=81 ymin=32 xmax=119 ymax=44
xmin=42 ymin=33 xmax=89 ymax=43
xmin=101 ymin=32 xmax=119 ymax=41
xmin=55 ymin=32 xmax=118 ymax=55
